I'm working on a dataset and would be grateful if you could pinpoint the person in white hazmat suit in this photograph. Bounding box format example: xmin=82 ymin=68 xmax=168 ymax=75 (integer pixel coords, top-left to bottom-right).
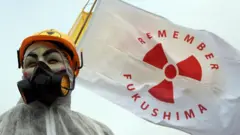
xmin=0 ymin=29 xmax=114 ymax=135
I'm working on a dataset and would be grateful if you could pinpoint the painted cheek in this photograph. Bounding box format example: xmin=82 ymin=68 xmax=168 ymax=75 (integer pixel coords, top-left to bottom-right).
xmin=23 ymin=71 xmax=32 ymax=79
xmin=22 ymin=68 xmax=34 ymax=78
xmin=55 ymin=65 xmax=66 ymax=73
xmin=60 ymin=66 xmax=66 ymax=71
xmin=50 ymin=64 xmax=66 ymax=73
xmin=23 ymin=72 xmax=28 ymax=78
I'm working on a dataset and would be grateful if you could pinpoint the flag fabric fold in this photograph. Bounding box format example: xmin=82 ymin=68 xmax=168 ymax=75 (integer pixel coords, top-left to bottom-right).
xmin=75 ymin=0 xmax=240 ymax=134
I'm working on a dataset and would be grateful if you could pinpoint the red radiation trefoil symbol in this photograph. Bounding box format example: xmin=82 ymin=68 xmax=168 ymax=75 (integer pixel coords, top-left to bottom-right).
xmin=143 ymin=43 xmax=202 ymax=104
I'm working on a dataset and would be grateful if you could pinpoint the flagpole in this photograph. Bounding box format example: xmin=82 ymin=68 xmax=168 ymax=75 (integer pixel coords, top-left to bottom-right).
xmin=74 ymin=0 xmax=98 ymax=44
xmin=82 ymin=0 xmax=91 ymax=12
xmin=67 ymin=0 xmax=90 ymax=37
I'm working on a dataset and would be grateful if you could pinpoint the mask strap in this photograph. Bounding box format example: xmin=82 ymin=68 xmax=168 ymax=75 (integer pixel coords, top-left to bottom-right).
xmin=78 ymin=49 xmax=84 ymax=70
xmin=61 ymin=49 xmax=84 ymax=91
xmin=61 ymin=64 xmax=77 ymax=91
xmin=17 ymin=50 xmax=21 ymax=68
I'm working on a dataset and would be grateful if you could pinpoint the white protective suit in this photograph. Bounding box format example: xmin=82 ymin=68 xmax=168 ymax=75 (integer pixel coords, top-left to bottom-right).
xmin=0 ymin=41 xmax=114 ymax=135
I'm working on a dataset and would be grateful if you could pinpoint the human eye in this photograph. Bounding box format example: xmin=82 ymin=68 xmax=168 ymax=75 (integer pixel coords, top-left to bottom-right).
xmin=24 ymin=57 xmax=37 ymax=68
xmin=27 ymin=62 xmax=37 ymax=68
xmin=47 ymin=58 xmax=59 ymax=64
xmin=46 ymin=53 xmax=62 ymax=64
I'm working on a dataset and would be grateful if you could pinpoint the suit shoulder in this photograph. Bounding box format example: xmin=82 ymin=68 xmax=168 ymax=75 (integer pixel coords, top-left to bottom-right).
xmin=71 ymin=111 xmax=114 ymax=135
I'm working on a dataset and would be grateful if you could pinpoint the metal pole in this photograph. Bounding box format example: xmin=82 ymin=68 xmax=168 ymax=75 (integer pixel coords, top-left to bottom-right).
xmin=74 ymin=0 xmax=98 ymax=44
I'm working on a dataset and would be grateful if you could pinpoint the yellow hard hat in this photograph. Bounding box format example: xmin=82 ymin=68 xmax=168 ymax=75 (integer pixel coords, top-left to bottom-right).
xmin=17 ymin=29 xmax=80 ymax=76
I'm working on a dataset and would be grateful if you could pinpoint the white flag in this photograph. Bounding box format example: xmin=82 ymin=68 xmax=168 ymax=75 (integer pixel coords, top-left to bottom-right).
xmin=76 ymin=0 xmax=240 ymax=134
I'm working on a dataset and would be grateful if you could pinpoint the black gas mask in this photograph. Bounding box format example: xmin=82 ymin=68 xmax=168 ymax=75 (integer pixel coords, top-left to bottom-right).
xmin=17 ymin=61 xmax=74 ymax=106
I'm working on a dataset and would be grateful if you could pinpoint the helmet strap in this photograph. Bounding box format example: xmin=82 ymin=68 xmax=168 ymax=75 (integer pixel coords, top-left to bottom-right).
xmin=17 ymin=50 xmax=21 ymax=68
xmin=77 ymin=51 xmax=84 ymax=70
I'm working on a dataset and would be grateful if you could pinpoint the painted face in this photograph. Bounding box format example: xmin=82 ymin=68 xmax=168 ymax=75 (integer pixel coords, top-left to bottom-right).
xmin=22 ymin=41 xmax=73 ymax=79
